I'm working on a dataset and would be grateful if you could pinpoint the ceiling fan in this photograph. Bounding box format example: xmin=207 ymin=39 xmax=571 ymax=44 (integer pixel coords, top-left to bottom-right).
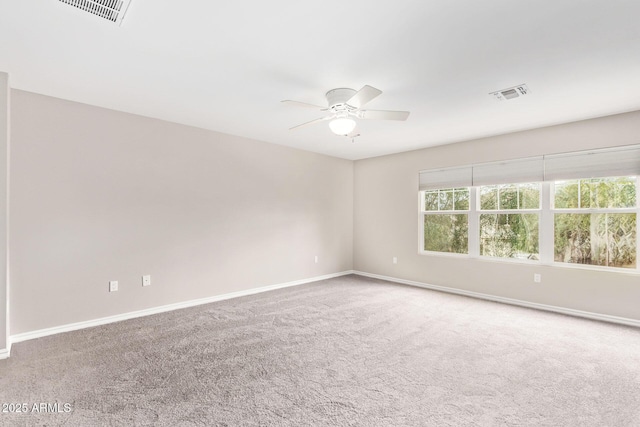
xmin=282 ymin=85 xmax=410 ymax=137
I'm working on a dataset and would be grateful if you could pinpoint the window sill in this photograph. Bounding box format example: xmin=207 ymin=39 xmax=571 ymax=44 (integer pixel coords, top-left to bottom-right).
xmin=418 ymin=250 xmax=639 ymax=274
xmin=549 ymin=261 xmax=639 ymax=275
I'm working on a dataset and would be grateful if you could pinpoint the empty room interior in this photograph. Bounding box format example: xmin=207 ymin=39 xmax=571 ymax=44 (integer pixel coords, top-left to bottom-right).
xmin=1 ymin=1 xmax=640 ymax=425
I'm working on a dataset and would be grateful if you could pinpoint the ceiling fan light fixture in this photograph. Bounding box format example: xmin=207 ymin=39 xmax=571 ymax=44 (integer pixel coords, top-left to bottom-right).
xmin=329 ymin=117 xmax=356 ymax=135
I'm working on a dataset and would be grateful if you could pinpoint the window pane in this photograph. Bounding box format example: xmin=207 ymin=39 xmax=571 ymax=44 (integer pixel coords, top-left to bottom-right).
xmin=554 ymin=213 xmax=636 ymax=268
xmin=554 ymin=181 xmax=579 ymax=209
xmin=424 ymin=214 xmax=468 ymax=254
xmin=439 ymin=190 xmax=454 ymax=210
xmin=424 ymin=191 xmax=439 ymax=211
xmin=619 ymin=179 xmax=637 ymax=207
xmin=454 ymin=188 xmax=469 ymax=210
xmin=425 ymin=188 xmax=471 ymax=212
xmin=594 ymin=179 xmax=614 ymax=208
xmin=556 ymin=177 xmax=637 ymax=209
xmin=519 ymin=183 xmax=540 ymax=209
xmin=597 ymin=177 xmax=636 ymax=208
xmin=579 ymin=179 xmax=595 ymax=208
xmin=480 ymin=186 xmax=497 ymax=210
xmin=499 ymin=185 xmax=519 ymax=210
xmin=480 ymin=213 xmax=539 ymax=259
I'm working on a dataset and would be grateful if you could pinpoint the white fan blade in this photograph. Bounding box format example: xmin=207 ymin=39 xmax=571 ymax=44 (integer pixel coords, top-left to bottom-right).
xmin=346 ymin=85 xmax=382 ymax=109
xmin=289 ymin=116 xmax=331 ymax=130
xmin=359 ymin=109 xmax=410 ymax=121
xmin=281 ymin=100 xmax=327 ymax=110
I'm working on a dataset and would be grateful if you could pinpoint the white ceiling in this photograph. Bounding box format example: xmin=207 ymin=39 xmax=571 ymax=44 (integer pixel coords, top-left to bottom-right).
xmin=1 ymin=1 xmax=640 ymax=160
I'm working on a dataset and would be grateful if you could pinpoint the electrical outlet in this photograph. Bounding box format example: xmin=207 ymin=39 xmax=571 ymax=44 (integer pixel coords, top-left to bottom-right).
xmin=142 ymin=275 xmax=151 ymax=287
xmin=314 ymin=255 xmax=318 ymax=264
xmin=393 ymin=257 xmax=398 ymax=264
xmin=109 ymin=281 xmax=118 ymax=292
xmin=534 ymin=274 xmax=541 ymax=283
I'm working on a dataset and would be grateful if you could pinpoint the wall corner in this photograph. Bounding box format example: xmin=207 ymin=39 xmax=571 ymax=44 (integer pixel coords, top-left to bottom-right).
xmin=0 ymin=71 xmax=10 ymax=357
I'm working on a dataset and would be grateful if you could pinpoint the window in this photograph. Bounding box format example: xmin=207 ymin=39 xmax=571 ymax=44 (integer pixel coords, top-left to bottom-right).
xmin=553 ymin=177 xmax=637 ymax=268
xmin=422 ymin=188 xmax=469 ymax=254
xmin=418 ymin=145 xmax=640 ymax=272
xmin=479 ymin=183 xmax=540 ymax=260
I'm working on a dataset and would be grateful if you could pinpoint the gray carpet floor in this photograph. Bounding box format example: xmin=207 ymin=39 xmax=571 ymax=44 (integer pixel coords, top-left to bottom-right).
xmin=1 ymin=274 xmax=640 ymax=426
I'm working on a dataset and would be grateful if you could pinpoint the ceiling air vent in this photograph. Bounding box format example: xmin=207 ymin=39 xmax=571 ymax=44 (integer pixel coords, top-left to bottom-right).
xmin=490 ymin=84 xmax=530 ymax=101
xmin=58 ymin=0 xmax=132 ymax=25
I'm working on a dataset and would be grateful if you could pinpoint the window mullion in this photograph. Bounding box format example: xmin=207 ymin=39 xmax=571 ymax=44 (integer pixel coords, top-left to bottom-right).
xmin=637 ymin=179 xmax=639 ymax=272
xmin=418 ymin=192 xmax=424 ymax=253
xmin=540 ymin=181 xmax=553 ymax=264
xmin=469 ymin=187 xmax=479 ymax=257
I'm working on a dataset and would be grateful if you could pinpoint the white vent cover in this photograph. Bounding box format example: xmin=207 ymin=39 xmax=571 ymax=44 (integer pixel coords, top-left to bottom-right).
xmin=490 ymin=84 xmax=530 ymax=101
xmin=58 ymin=0 xmax=132 ymax=25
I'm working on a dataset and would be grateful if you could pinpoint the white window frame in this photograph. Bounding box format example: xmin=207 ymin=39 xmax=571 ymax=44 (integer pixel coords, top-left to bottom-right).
xmin=548 ymin=176 xmax=639 ymax=272
xmin=418 ymin=178 xmax=639 ymax=273
xmin=477 ymin=183 xmax=541 ymax=263
xmin=419 ymin=188 xmax=471 ymax=256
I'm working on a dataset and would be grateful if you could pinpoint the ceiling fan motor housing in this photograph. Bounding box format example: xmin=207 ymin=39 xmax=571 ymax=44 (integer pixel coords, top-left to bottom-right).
xmin=326 ymin=88 xmax=357 ymax=112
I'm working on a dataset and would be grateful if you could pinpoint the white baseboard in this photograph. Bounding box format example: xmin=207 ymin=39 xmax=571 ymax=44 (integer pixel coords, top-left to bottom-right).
xmin=9 ymin=269 xmax=635 ymax=358
xmin=10 ymin=271 xmax=354 ymax=347
xmin=353 ymin=271 xmax=640 ymax=328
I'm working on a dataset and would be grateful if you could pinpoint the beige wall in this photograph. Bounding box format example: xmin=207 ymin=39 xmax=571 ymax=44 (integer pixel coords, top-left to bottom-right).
xmin=9 ymin=90 xmax=353 ymax=334
xmin=8 ymin=87 xmax=640 ymax=338
xmin=354 ymin=111 xmax=640 ymax=320
xmin=0 ymin=74 xmax=8 ymax=351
